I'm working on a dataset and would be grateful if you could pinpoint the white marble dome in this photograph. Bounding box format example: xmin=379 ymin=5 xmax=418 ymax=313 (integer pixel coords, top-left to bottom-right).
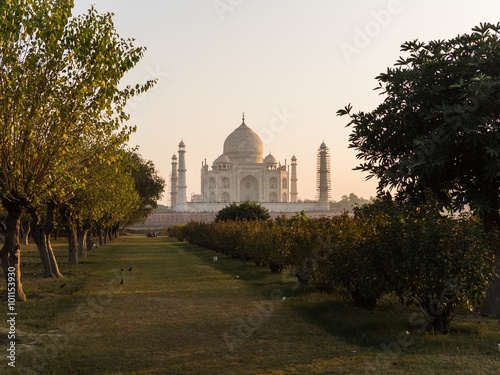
xmin=264 ymin=153 xmax=277 ymax=164
xmin=213 ymin=154 xmax=231 ymax=165
xmin=223 ymin=119 xmax=263 ymax=164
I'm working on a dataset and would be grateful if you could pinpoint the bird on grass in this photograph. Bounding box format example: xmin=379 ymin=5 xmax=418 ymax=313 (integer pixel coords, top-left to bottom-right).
xmin=120 ymin=279 xmax=124 ymax=285
xmin=59 ymin=283 xmax=67 ymax=288
xmin=120 ymin=268 xmax=125 ymax=272
xmin=128 ymin=267 xmax=132 ymax=271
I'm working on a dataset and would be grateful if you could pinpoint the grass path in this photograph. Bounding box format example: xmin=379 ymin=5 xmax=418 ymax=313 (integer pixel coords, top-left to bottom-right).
xmin=37 ymin=236 xmax=366 ymax=375
xmin=3 ymin=236 xmax=500 ymax=374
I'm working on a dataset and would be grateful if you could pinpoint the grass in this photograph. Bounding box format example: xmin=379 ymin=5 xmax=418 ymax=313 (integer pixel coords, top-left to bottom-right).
xmin=0 ymin=235 xmax=499 ymax=374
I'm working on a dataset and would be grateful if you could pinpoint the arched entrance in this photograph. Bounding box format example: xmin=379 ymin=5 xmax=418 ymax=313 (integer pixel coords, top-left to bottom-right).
xmin=240 ymin=175 xmax=259 ymax=202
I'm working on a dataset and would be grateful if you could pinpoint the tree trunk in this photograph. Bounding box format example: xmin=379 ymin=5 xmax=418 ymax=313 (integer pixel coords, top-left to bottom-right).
xmin=29 ymin=207 xmax=54 ymax=278
xmin=103 ymin=227 xmax=109 ymax=245
xmin=97 ymin=223 xmax=104 ymax=246
xmin=481 ymin=277 xmax=500 ymax=315
xmin=77 ymin=225 xmax=86 ymax=258
xmin=0 ymin=199 xmax=27 ymax=302
xmin=22 ymin=218 xmax=30 ymax=246
xmin=480 ymin=208 xmax=500 ymax=315
xmin=67 ymin=222 xmax=78 ymax=265
xmin=86 ymin=230 xmax=95 ymax=252
xmin=45 ymin=201 xmax=63 ymax=278
xmin=77 ymin=221 xmax=91 ymax=258
xmin=46 ymin=235 xmax=63 ymax=277
xmin=28 ymin=202 xmax=63 ymax=278
xmin=113 ymin=223 xmax=120 ymax=239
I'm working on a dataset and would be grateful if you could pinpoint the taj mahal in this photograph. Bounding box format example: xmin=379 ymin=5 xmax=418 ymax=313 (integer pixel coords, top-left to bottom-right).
xmin=168 ymin=114 xmax=332 ymax=215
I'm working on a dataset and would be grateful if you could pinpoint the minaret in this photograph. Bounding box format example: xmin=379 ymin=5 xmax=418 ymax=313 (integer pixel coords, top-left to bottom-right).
xmin=177 ymin=140 xmax=188 ymax=211
xmin=317 ymin=141 xmax=331 ymax=210
xmin=290 ymin=155 xmax=298 ymax=203
xmin=170 ymin=154 xmax=178 ymax=209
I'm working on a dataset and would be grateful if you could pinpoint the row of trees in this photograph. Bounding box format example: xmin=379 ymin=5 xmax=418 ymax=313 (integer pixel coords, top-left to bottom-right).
xmin=169 ymin=199 xmax=496 ymax=333
xmin=0 ymin=1 xmax=164 ymax=301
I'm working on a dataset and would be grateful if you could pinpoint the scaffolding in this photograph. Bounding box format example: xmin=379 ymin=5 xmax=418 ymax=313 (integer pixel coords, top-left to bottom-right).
xmin=316 ymin=142 xmax=331 ymax=202
xmin=170 ymin=154 xmax=178 ymax=209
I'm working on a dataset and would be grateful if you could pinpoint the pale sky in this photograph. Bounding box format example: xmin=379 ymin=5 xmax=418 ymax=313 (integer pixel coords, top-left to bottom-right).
xmin=73 ymin=0 xmax=500 ymax=205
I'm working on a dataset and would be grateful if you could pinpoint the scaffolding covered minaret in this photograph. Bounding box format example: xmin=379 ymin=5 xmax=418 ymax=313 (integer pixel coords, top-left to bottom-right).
xmin=290 ymin=155 xmax=298 ymax=203
xmin=317 ymin=141 xmax=331 ymax=210
xmin=170 ymin=154 xmax=178 ymax=209
xmin=177 ymin=140 xmax=188 ymax=211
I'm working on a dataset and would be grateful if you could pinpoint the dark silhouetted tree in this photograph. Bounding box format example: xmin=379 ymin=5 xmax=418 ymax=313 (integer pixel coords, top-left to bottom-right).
xmin=338 ymin=22 xmax=500 ymax=315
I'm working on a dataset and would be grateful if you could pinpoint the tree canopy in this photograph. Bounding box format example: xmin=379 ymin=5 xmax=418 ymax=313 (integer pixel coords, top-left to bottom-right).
xmin=0 ymin=0 xmax=155 ymax=301
xmin=215 ymin=201 xmax=270 ymax=222
xmin=126 ymin=150 xmax=166 ymax=225
xmin=337 ymin=22 xmax=500 ymax=229
xmin=0 ymin=1 xmax=152 ymax=209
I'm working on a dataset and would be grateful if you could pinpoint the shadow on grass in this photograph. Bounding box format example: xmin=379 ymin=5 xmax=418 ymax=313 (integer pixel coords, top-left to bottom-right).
xmin=169 ymin=237 xmax=500 ymax=366
xmin=171 ymin=239 xmax=413 ymax=349
xmin=292 ymin=297 xmax=412 ymax=349
xmin=171 ymin=241 xmax=273 ymax=282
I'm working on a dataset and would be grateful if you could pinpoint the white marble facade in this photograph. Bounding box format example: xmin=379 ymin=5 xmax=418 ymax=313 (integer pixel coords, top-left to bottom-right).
xmin=170 ymin=114 xmax=330 ymax=212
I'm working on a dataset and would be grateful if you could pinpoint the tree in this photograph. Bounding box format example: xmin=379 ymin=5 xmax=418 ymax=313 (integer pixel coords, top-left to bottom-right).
xmin=338 ymin=23 xmax=500 ymax=314
xmin=29 ymin=200 xmax=64 ymax=278
xmin=125 ymin=149 xmax=166 ymax=226
xmin=60 ymin=152 xmax=140 ymax=264
xmin=0 ymin=1 xmax=154 ymax=300
xmin=215 ymin=201 xmax=270 ymax=222
xmin=330 ymin=193 xmax=371 ymax=212
xmin=353 ymin=197 xmax=495 ymax=332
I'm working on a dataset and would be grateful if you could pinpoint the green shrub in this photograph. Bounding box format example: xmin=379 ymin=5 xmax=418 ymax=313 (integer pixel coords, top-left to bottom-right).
xmin=214 ymin=201 xmax=270 ymax=222
xmin=388 ymin=210 xmax=496 ymax=333
xmin=330 ymin=214 xmax=391 ymax=310
xmin=355 ymin=198 xmax=497 ymax=332
xmin=167 ymin=199 xmax=497 ymax=332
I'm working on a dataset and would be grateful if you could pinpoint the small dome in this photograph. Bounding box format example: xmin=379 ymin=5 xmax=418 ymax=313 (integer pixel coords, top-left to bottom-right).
xmin=264 ymin=153 xmax=277 ymax=164
xmin=213 ymin=154 xmax=231 ymax=165
xmin=291 ymin=155 xmax=297 ymax=162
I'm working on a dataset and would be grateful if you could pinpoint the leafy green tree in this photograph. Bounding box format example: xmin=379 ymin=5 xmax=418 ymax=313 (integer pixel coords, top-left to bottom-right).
xmin=0 ymin=1 xmax=153 ymax=300
xmin=338 ymin=22 xmax=500 ymax=314
xmin=125 ymin=149 xmax=166 ymax=226
xmin=92 ymin=159 xmax=141 ymax=245
xmin=215 ymin=201 xmax=270 ymax=222
xmin=59 ymin=146 xmax=142 ymax=264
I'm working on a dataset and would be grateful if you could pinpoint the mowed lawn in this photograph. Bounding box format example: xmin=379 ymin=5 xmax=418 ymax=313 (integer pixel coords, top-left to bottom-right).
xmin=2 ymin=235 xmax=499 ymax=374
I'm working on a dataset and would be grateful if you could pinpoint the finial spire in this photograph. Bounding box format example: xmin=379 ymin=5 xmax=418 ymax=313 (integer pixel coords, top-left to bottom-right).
xmin=242 ymin=112 xmax=245 ymax=124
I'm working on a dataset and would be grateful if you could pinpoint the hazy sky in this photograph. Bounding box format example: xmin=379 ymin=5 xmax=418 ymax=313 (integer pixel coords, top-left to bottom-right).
xmin=73 ymin=0 xmax=500 ymax=205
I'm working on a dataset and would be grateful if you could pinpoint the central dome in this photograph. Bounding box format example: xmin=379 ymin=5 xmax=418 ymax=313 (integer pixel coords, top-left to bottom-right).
xmin=223 ymin=117 xmax=263 ymax=164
